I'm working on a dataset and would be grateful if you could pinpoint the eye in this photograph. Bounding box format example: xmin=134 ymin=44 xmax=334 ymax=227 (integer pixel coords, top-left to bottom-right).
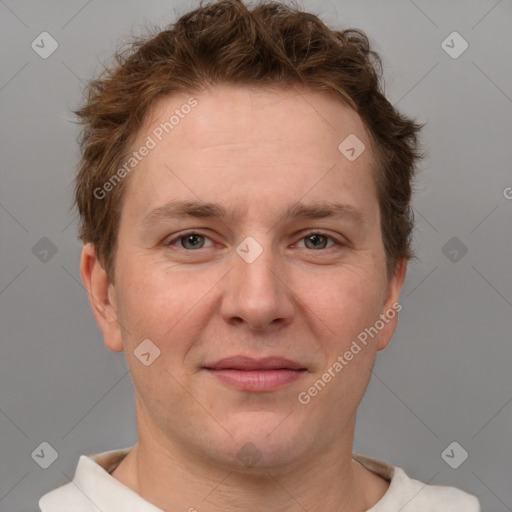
xmin=165 ymin=231 xmax=214 ymax=250
xmin=295 ymin=231 xmax=341 ymax=250
xmin=164 ymin=230 xmax=344 ymax=251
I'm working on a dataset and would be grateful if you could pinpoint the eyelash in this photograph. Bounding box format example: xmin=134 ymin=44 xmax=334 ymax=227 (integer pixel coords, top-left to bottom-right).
xmin=164 ymin=230 xmax=345 ymax=251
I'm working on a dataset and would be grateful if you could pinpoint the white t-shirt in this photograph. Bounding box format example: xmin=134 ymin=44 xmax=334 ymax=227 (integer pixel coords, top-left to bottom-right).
xmin=39 ymin=447 xmax=480 ymax=511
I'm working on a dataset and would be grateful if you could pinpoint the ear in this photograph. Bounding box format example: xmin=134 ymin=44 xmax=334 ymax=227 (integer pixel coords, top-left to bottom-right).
xmin=80 ymin=243 xmax=124 ymax=352
xmin=376 ymin=258 xmax=407 ymax=351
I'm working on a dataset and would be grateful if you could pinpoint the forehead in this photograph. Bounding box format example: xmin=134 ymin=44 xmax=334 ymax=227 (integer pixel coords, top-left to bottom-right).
xmin=140 ymin=84 xmax=368 ymax=159
xmin=125 ymin=84 xmax=378 ymax=224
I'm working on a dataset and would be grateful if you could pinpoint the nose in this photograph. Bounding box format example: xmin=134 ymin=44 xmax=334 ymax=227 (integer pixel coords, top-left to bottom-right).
xmin=220 ymin=243 xmax=295 ymax=333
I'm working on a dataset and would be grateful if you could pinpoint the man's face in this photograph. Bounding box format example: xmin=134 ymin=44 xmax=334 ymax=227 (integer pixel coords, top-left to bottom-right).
xmin=99 ymin=85 xmax=404 ymax=470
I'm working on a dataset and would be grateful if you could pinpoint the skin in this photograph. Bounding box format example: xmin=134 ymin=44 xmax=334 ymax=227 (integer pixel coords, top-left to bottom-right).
xmin=81 ymin=84 xmax=407 ymax=512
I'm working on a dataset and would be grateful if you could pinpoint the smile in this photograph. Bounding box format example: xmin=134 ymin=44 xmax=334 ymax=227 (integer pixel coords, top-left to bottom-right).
xmin=203 ymin=356 xmax=307 ymax=392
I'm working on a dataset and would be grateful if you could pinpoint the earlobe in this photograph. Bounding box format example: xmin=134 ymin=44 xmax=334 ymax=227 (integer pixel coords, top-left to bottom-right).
xmin=80 ymin=244 xmax=124 ymax=352
xmin=376 ymin=258 xmax=407 ymax=351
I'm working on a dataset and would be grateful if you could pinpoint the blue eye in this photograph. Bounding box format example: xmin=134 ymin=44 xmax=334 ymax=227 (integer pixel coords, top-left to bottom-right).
xmin=180 ymin=233 xmax=205 ymax=249
xmin=165 ymin=231 xmax=342 ymax=251
xmin=295 ymin=231 xmax=341 ymax=250
xmin=166 ymin=232 xmax=214 ymax=250
xmin=299 ymin=233 xmax=336 ymax=250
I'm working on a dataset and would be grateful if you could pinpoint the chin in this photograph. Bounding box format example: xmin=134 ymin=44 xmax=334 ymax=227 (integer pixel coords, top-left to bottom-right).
xmin=206 ymin=412 xmax=315 ymax=473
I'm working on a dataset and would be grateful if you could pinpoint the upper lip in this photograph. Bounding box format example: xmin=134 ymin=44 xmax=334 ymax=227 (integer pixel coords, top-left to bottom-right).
xmin=203 ymin=356 xmax=306 ymax=371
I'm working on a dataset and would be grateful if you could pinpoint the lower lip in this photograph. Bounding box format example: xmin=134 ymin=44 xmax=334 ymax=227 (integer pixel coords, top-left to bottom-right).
xmin=205 ymin=369 xmax=306 ymax=392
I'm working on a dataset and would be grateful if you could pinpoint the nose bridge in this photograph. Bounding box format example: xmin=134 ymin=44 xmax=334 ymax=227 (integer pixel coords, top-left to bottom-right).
xmin=221 ymin=235 xmax=294 ymax=330
xmin=237 ymin=246 xmax=280 ymax=296
xmin=234 ymin=237 xmax=284 ymax=303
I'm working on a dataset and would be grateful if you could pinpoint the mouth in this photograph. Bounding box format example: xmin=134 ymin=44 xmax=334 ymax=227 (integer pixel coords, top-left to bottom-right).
xmin=203 ymin=356 xmax=307 ymax=392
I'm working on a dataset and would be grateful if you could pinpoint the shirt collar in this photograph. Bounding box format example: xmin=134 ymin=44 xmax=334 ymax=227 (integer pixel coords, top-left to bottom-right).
xmin=73 ymin=446 xmax=163 ymax=511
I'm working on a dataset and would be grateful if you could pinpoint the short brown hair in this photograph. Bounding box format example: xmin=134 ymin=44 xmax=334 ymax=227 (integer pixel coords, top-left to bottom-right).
xmin=74 ymin=0 xmax=423 ymax=280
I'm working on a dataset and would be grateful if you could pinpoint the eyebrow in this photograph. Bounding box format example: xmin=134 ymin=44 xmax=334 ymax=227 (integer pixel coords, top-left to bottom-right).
xmin=142 ymin=200 xmax=367 ymax=229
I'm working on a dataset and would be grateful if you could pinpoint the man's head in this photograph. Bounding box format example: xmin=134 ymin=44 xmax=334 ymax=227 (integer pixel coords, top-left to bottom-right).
xmin=75 ymin=0 xmax=422 ymax=282
xmin=78 ymin=0 xmax=421 ymax=473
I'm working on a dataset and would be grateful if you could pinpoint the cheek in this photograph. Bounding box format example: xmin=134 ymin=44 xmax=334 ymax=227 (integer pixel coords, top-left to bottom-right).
xmin=305 ymin=268 xmax=384 ymax=379
xmin=300 ymin=265 xmax=384 ymax=338
xmin=294 ymin=271 xmax=384 ymax=438
xmin=113 ymin=263 xmax=213 ymax=416
xmin=114 ymin=256 xmax=222 ymax=355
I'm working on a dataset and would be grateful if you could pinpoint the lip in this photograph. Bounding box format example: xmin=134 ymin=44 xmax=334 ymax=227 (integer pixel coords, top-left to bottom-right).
xmin=203 ymin=356 xmax=307 ymax=392
xmin=204 ymin=356 xmax=305 ymax=371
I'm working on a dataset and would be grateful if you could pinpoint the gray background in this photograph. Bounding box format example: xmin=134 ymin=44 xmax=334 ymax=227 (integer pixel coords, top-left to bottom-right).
xmin=1 ymin=0 xmax=511 ymax=510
